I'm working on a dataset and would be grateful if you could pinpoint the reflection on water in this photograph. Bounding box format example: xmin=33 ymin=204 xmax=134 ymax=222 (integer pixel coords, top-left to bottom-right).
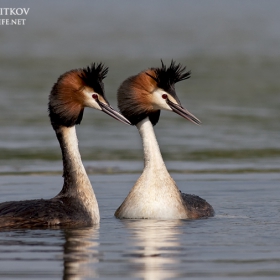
xmin=123 ymin=220 xmax=184 ymax=280
xmin=63 ymin=227 xmax=99 ymax=280
xmin=0 ymin=226 xmax=100 ymax=280
xmin=0 ymin=173 xmax=280 ymax=278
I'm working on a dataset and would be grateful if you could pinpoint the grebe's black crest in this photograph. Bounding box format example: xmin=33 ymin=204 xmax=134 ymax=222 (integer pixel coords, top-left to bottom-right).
xmin=80 ymin=62 xmax=108 ymax=82
xmin=79 ymin=62 xmax=108 ymax=98
xmin=146 ymin=60 xmax=191 ymax=91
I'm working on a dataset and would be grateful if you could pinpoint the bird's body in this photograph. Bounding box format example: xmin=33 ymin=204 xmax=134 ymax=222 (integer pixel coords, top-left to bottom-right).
xmin=0 ymin=125 xmax=98 ymax=228
xmin=115 ymin=61 xmax=214 ymax=220
xmin=0 ymin=197 xmax=92 ymax=228
xmin=115 ymin=118 xmax=189 ymax=219
xmin=0 ymin=63 xmax=130 ymax=229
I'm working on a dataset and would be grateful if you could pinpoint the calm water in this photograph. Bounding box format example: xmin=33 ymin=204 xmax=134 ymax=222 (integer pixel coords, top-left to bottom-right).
xmin=0 ymin=0 xmax=280 ymax=279
xmin=0 ymin=173 xmax=280 ymax=279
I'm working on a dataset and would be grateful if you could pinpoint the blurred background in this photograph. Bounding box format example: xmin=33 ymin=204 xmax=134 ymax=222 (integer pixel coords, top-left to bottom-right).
xmin=0 ymin=0 xmax=280 ymax=174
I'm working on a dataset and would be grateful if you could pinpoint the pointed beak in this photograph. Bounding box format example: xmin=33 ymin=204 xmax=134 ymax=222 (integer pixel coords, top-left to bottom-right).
xmin=97 ymin=101 xmax=131 ymax=125
xmin=166 ymin=99 xmax=201 ymax=125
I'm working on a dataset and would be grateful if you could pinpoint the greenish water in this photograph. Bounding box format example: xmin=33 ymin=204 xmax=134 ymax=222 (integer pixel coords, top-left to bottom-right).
xmin=0 ymin=1 xmax=280 ymax=175
xmin=1 ymin=53 xmax=279 ymax=173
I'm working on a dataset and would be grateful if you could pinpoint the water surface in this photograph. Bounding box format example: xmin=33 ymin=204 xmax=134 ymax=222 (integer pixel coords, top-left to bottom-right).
xmin=0 ymin=173 xmax=280 ymax=279
xmin=0 ymin=1 xmax=280 ymax=279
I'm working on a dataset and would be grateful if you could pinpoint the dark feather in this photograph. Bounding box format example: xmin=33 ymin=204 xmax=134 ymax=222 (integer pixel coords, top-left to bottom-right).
xmin=75 ymin=108 xmax=84 ymax=125
xmin=0 ymin=197 xmax=93 ymax=229
xmin=148 ymin=110 xmax=161 ymax=126
xmin=180 ymin=192 xmax=215 ymax=218
xmin=146 ymin=60 xmax=191 ymax=91
xmin=79 ymin=62 xmax=108 ymax=96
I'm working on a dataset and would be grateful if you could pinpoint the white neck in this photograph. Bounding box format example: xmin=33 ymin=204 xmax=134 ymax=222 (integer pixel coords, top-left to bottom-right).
xmin=115 ymin=117 xmax=212 ymax=219
xmin=136 ymin=118 xmax=168 ymax=173
xmin=55 ymin=125 xmax=99 ymax=223
xmin=115 ymin=117 xmax=186 ymax=219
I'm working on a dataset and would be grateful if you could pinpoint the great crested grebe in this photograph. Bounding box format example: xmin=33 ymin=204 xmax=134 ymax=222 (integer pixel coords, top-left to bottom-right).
xmin=115 ymin=60 xmax=214 ymax=219
xmin=0 ymin=63 xmax=130 ymax=228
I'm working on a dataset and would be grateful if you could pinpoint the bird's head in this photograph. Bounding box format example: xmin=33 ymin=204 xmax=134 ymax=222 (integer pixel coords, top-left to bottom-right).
xmin=49 ymin=63 xmax=131 ymax=128
xmin=117 ymin=60 xmax=201 ymax=126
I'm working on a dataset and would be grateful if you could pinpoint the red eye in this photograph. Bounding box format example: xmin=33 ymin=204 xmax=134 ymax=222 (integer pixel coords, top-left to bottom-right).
xmin=162 ymin=94 xmax=168 ymax=99
xmin=92 ymin=94 xmax=98 ymax=100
